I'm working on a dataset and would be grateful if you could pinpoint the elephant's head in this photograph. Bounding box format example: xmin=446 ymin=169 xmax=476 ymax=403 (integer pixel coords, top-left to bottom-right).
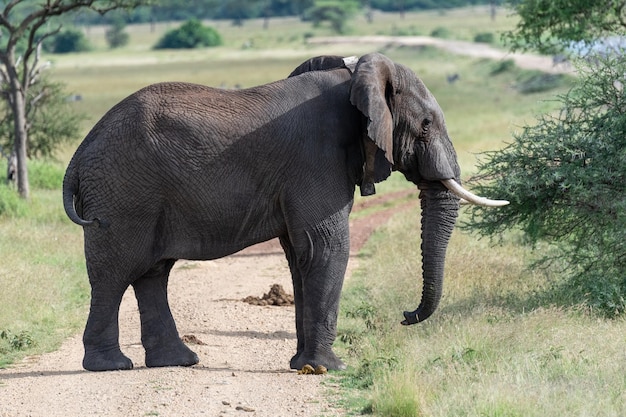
xmin=347 ymin=53 xmax=508 ymax=325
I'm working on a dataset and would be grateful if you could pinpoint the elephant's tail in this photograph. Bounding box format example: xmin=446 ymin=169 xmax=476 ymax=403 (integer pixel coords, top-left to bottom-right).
xmin=62 ymin=160 xmax=107 ymax=229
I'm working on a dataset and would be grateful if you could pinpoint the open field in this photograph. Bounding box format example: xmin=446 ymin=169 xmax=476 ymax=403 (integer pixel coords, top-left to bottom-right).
xmin=2 ymin=6 xmax=624 ymax=417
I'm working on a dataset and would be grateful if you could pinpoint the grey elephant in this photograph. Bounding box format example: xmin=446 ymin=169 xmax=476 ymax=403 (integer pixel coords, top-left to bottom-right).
xmin=63 ymin=52 xmax=507 ymax=372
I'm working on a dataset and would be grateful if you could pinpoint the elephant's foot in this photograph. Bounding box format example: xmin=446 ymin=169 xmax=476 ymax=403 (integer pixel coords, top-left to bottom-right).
xmin=83 ymin=345 xmax=133 ymax=371
xmin=290 ymin=350 xmax=346 ymax=371
xmin=145 ymin=339 xmax=199 ymax=368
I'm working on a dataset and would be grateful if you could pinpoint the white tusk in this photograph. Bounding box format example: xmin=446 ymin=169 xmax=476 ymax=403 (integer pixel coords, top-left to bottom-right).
xmin=441 ymin=179 xmax=510 ymax=207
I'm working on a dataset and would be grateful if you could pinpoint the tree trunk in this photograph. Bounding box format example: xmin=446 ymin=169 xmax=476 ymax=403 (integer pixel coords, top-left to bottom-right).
xmin=8 ymin=64 xmax=29 ymax=199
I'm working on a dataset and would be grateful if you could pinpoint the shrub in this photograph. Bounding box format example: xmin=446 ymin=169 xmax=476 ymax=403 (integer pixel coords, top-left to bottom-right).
xmin=0 ymin=330 xmax=35 ymax=352
xmin=464 ymin=55 xmax=626 ymax=317
xmin=0 ymin=79 xmax=85 ymax=159
xmin=391 ymin=25 xmax=421 ymax=36
xmin=515 ymin=73 xmax=569 ymax=94
xmin=303 ymin=1 xmax=359 ymax=34
xmin=105 ymin=19 xmax=130 ymax=49
xmin=430 ymin=26 xmax=451 ymax=39
xmin=154 ymin=19 xmax=222 ymax=49
xmin=0 ymin=184 xmax=26 ymax=217
xmin=490 ymin=59 xmax=516 ymax=75
xmin=46 ymin=29 xmax=90 ymax=53
xmin=474 ymin=32 xmax=495 ymax=44
xmin=28 ymin=160 xmax=64 ymax=190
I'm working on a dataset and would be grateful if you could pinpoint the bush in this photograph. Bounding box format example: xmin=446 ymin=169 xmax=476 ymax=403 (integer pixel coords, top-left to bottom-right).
xmin=46 ymin=29 xmax=90 ymax=53
xmin=302 ymin=1 xmax=359 ymax=34
xmin=105 ymin=19 xmax=130 ymax=49
xmin=0 ymin=79 xmax=85 ymax=159
xmin=0 ymin=184 xmax=26 ymax=217
xmin=430 ymin=26 xmax=451 ymax=39
xmin=154 ymin=19 xmax=222 ymax=49
xmin=0 ymin=330 xmax=35 ymax=352
xmin=490 ymin=59 xmax=516 ymax=75
xmin=391 ymin=25 xmax=421 ymax=36
xmin=28 ymin=160 xmax=64 ymax=190
xmin=464 ymin=55 xmax=626 ymax=317
xmin=474 ymin=32 xmax=495 ymax=44
xmin=515 ymin=73 xmax=569 ymax=94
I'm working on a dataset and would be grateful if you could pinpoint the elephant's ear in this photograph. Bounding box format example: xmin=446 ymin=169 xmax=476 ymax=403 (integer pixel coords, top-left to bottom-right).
xmin=350 ymin=53 xmax=395 ymax=195
xmin=288 ymin=55 xmax=347 ymax=78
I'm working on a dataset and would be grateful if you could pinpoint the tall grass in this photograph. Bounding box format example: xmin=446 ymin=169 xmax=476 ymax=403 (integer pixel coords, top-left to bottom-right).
xmin=337 ymin=211 xmax=626 ymax=416
xmin=0 ymin=158 xmax=86 ymax=367
xmin=0 ymin=187 xmax=87 ymax=367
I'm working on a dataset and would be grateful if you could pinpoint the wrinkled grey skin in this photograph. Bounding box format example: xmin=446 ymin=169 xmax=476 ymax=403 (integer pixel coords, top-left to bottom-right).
xmin=63 ymin=53 xmax=460 ymax=372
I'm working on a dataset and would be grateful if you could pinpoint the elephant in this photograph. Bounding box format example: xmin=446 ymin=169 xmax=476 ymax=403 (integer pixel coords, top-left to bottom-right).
xmin=63 ymin=52 xmax=507 ymax=372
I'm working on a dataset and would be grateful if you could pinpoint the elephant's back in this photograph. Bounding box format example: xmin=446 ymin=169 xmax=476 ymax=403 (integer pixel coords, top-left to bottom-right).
xmin=77 ymin=82 xmax=226 ymax=158
xmin=71 ymin=82 xmax=256 ymax=212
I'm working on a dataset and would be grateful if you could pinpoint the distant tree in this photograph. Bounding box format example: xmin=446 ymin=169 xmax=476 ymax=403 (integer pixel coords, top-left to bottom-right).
xmin=71 ymin=0 xmax=498 ymax=24
xmin=0 ymin=0 xmax=146 ymax=199
xmin=0 ymin=78 xmax=85 ymax=159
xmin=267 ymin=0 xmax=314 ymax=16
xmin=369 ymin=0 xmax=491 ymax=12
xmin=105 ymin=17 xmax=130 ymax=48
xmin=72 ymin=0 xmax=304 ymax=26
xmin=45 ymin=29 xmax=91 ymax=53
xmin=154 ymin=19 xmax=222 ymax=49
xmin=219 ymin=0 xmax=259 ymax=25
xmin=304 ymin=0 xmax=360 ymax=34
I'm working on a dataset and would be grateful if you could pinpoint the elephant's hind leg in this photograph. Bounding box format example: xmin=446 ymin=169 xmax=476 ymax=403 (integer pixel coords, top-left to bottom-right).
xmin=83 ymin=286 xmax=133 ymax=371
xmin=132 ymin=259 xmax=199 ymax=368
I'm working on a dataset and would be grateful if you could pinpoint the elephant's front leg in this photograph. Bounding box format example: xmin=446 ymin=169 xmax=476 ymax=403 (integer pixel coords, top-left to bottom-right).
xmin=132 ymin=259 xmax=199 ymax=368
xmin=287 ymin=212 xmax=351 ymax=371
xmin=279 ymin=237 xmax=306 ymax=363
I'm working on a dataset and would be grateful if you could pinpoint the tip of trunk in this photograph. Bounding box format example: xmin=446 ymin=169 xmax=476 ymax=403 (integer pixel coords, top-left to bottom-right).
xmin=401 ymin=306 xmax=436 ymax=325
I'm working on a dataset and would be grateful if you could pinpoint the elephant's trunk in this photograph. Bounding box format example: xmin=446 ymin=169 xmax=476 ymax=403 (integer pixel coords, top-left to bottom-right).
xmin=401 ymin=187 xmax=459 ymax=325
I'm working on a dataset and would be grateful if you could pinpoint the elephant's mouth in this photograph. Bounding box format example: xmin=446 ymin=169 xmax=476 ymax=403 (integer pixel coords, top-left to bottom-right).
xmin=440 ymin=179 xmax=509 ymax=207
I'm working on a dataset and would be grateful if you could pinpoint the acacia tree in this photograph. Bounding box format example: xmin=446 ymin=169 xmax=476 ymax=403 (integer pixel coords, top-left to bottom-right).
xmin=305 ymin=0 xmax=360 ymax=34
xmin=466 ymin=1 xmax=626 ymax=316
xmin=504 ymin=0 xmax=626 ymax=54
xmin=0 ymin=0 xmax=145 ymax=199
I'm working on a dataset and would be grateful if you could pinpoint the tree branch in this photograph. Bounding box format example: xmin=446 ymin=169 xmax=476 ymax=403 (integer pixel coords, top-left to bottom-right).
xmin=12 ymin=1 xmax=145 ymax=50
xmin=11 ymin=1 xmax=146 ymax=95
xmin=617 ymin=1 xmax=626 ymax=29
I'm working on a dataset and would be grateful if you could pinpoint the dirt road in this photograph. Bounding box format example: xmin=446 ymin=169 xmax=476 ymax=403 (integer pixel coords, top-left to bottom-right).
xmin=0 ymin=191 xmax=416 ymax=417
xmin=310 ymin=36 xmax=573 ymax=74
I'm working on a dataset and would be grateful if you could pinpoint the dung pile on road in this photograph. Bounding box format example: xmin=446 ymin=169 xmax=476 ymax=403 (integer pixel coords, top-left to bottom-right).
xmin=243 ymin=284 xmax=294 ymax=306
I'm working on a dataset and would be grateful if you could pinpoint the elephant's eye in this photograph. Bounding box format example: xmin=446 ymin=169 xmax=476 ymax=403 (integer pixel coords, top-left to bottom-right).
xmin=420 ymin=119 xmax=432 ymax=139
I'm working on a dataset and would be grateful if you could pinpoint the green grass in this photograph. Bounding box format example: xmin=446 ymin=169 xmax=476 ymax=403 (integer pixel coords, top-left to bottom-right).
xmin=0 ymin=157 xmax=86 ymax=367
xmin=336 ymin=211 xmax=626 ymax=416
xmin=0 ymin=189 xmax=87 ymax=367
